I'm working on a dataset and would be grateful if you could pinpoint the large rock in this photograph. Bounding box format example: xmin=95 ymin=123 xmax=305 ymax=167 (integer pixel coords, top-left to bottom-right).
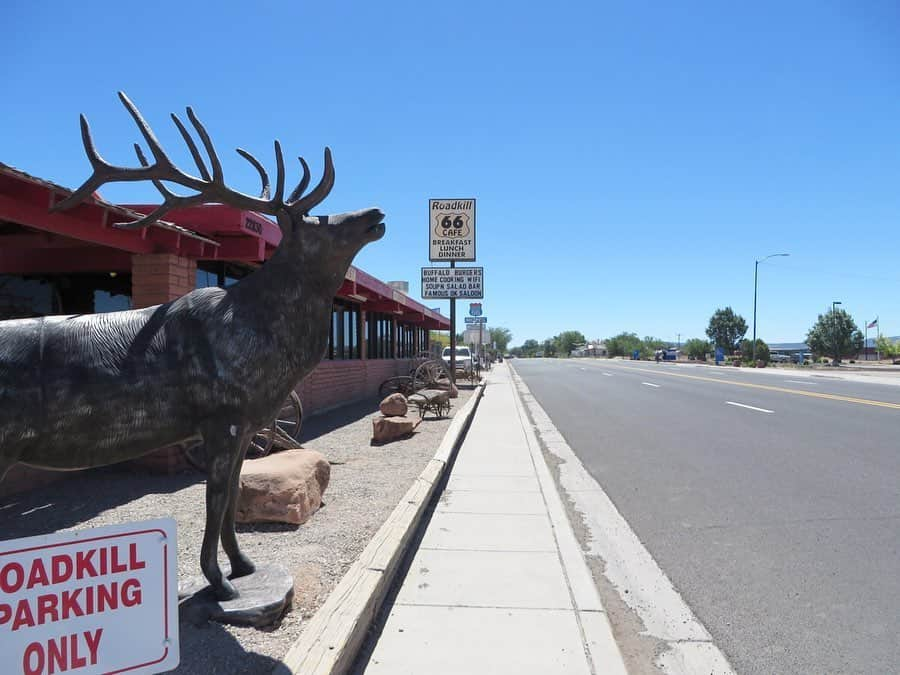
xmin=372 ymin=416 xmax=418 ymax=444
xmin=380 ymin=393 xmax=408 ymax=417
xmin=236 ymin=449 xmax=330 ymax=525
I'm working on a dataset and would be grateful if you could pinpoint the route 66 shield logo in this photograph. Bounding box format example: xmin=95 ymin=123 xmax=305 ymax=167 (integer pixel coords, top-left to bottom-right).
xmin=469 ymin=303 xmax=482 ymax=316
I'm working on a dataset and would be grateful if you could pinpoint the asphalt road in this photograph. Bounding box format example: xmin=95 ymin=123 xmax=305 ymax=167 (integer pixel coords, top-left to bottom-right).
xmin=512 ymin=358 xmax=900 ymax=675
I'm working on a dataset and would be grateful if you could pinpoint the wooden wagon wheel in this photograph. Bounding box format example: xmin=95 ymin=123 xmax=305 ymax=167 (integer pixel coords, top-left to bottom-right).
xmin=247 ymin=391 xmax=303 ymax=459
xmin=379 ymin=375 xmax=415 ymax=399
xmin=185 ymin=391 xmax=303 ymax=470
xmin=413 ymin=360 xmax=444 ymax=391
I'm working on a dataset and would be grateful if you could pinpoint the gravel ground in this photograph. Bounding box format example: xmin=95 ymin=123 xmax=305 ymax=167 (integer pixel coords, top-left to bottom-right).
xmin=0 ymin=387 xmax=474 ymax=674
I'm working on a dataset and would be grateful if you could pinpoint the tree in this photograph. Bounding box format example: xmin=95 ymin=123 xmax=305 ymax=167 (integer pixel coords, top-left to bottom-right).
xmin=740 ymin=338 xmax=770 ymax=364
xmin=541 ymin=338 xmax=558 ymax=357
xmin=641 ymin=335 xmax=666 ymax=359
xmin=805 ymin=309 xmax=863 ymax=364
xmin=683 ymin=338 xmax=710 ymax=361
xmin=519 ymin=339 xmax=540 ymax=357
xmin=429 ymin=331 xmax=450 ymax=351
xmin=606 ymin=332 xmax=642 ymax=357
xmin=554 ymin=330 xmax=586 ymax=357
xmin=875 ymin=335 xmax=900 ymax=360
xmin=489 ymin=327 xmax=513 ymax=354
xmin=706 ymin=307 xmax=748 ymax=354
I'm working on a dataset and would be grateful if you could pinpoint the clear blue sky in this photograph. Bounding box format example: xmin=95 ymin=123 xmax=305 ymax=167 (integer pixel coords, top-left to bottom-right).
xmin=5 ymin=1 xmax=899 ymax=346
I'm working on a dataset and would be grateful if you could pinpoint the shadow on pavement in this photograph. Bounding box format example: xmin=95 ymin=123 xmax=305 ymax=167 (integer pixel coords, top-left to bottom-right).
xmin=0 ymin=467 xmax=202 ymax=539
xmin=173 ymin=617 xmax=282 ymax=674
xmin=299 ymin=398 xmax=381 ymax=442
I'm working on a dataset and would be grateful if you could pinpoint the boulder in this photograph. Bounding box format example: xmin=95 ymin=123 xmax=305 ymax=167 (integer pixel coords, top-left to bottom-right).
xmin=372 ymin=416 xmax=419 ymax=444
xmin=236 ymin=449 xmax=330 ymax=525
xmin=380 ymin=393 xmax=408 ymax=417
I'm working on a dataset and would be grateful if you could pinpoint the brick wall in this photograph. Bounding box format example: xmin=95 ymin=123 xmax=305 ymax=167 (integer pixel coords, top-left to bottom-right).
xmin=131 ymin=253 xmax=197 ymax=309
xmin=296 ymin=359 xmax=411 ymax=413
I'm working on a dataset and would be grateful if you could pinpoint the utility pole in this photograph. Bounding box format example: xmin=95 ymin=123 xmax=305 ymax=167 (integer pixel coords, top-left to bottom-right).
xmin=752 ymin=253 xmax=790 ymax=362
xmin=832 ymin=301 xmax=842 ymax=364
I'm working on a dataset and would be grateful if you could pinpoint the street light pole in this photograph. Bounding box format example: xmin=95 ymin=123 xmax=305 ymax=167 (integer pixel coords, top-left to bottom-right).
xmin=832 ymin=300 xmax=842 ymax=364
xmin=752 ymin=253 xmax=790 ymax=362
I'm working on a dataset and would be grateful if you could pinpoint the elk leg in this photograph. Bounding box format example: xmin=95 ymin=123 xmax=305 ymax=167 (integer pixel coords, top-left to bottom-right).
xmin=221 ymin=435 xmax=255 ymax=579
xmin=200 ymin=427 xmax=244 ymax=601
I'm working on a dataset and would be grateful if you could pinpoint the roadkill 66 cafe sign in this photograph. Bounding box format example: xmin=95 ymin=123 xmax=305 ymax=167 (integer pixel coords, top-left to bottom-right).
xmin=0 ymin=519 xmax=179 ymax=675
xmin=429 ymin=199 xmax=475 ymax=261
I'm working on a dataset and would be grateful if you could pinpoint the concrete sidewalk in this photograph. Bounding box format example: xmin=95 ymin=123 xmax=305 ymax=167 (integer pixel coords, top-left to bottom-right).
xmin=359 ymin=363 xmax=627 ymax=674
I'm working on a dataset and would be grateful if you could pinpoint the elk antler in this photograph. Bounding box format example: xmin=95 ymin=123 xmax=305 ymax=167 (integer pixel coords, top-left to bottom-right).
xmin=52 ymin=92 xmax=334 ymax=228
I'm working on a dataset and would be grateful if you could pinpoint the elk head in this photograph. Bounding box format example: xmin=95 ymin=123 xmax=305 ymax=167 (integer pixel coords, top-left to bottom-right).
xmin=53 ymin=92 xmax=385 ymax=264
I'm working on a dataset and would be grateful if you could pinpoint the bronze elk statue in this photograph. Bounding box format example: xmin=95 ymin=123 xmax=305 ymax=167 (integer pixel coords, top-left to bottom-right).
xmin=0 ymin=93 xmax=385 ymax=600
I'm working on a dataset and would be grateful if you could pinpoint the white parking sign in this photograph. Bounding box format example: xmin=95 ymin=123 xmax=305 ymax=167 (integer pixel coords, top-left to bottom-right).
xmin=429 ymin=199 xmax=476 ymax=262
xmin=0 ymin=519 xmax=179 ymax=675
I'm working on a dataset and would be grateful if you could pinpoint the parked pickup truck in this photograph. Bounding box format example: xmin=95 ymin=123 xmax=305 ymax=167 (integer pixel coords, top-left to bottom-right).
xmin=442 ymin=346 xmax=473 ymax=372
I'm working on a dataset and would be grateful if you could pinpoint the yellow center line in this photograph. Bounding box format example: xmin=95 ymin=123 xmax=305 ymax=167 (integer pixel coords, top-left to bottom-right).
xmin=600 ymin=363 xmax=900 ymax=410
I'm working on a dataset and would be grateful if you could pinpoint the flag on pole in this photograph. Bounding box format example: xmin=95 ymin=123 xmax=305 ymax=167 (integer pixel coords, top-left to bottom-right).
xmin=867 ymin=318 xmax=878 ymax=329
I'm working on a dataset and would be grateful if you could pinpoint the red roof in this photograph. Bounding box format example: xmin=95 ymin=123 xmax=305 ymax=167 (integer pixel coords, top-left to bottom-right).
xmin=0 ymin=163 xmax=448 ymax=329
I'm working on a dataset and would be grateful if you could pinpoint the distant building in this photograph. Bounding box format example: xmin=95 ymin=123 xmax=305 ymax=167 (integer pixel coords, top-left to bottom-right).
xmin=572 ymin=341 xmax=607 ymax=357
xmin=768 ymin=342 xmax=810 ymax=359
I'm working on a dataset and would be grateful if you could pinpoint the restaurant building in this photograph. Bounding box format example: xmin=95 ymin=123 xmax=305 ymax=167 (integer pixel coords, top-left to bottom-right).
xmin=0 ymin=162 xmax=448 ymax=493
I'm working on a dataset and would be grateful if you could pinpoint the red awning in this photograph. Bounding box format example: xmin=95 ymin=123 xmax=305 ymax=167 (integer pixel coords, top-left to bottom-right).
xmin=0 ymin=162 xmax=449 ymax=330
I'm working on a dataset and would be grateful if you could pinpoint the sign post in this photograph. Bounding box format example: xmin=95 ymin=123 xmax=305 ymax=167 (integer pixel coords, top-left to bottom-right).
xmin=0 ymin=519 xmax=179 ymax=675
xmin=470 ymin=303 xmax=484 ymax=364
xmin=428 ymin=199 xmax=477 ymax=384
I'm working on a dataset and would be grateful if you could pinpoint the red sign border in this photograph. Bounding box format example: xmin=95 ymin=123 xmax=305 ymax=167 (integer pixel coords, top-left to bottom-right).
xmin=1 ymin=527 xmax=174 ymax=674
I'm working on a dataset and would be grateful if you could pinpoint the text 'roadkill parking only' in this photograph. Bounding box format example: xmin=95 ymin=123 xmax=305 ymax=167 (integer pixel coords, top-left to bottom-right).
xmin=0 ymin=519 xmax=179 ymax=675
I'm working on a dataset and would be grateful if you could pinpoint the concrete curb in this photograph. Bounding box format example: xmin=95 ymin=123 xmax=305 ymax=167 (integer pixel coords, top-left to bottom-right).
xmin=507 ymin=363 xmax=629 ymax=675
xmin=273 ymin=382 xmax=486 ymax=675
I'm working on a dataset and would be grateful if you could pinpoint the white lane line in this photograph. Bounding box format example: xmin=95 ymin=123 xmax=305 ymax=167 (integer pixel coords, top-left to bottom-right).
xmin=785 ymin=380 xmax=816 ymax=385
xmin=726 ymin=401 xmax=774 ymax=414
xmin=642 ymin=382 xmax=661 ymax=388
xmin=603 ymin=372 xmax=613 ymax=377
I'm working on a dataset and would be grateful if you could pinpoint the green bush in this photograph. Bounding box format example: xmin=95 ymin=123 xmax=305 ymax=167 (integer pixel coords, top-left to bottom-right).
xmin=739 ymin=338 xmax=770 ymax=363
xmin=683 ymin=338 xmax=710 ymax=361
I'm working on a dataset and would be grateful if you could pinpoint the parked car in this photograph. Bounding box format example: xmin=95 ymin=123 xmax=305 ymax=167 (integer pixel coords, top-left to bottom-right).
xmin=770 ymin=353 xmax=791 ymax=363
xmin=791 ymin=353 xmax=813 ymax=364
xmin=442 ymin=346 xmax=473 ymax=372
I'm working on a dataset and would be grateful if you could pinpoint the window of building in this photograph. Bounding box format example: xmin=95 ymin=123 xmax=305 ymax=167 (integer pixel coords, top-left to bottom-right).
xmin=196 ymin=262 xmax=253 ymax=289
xmin=397 ymin=322 xmax=418 ymax=358
xmin=366 ymin=311 xmax=395 ymax=359
xmin=328 ymin=299 xmax=361 ymax=360
xmin=0 ymin=274 xmax=131 ymax=319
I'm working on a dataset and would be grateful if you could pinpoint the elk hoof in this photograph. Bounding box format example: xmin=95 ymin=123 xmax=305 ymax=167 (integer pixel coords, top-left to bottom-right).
xmin=230 ymin=556 xmax=256 ymax=579
xmin=214 ymin=578 xmax=239 ymax=601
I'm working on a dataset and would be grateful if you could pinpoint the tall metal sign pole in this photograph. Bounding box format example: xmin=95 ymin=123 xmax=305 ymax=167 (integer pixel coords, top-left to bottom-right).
xmin=426 ymin=199 xmax=477 ymax=384
xmin=450 ymin=259 xmax=456 ymax=379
